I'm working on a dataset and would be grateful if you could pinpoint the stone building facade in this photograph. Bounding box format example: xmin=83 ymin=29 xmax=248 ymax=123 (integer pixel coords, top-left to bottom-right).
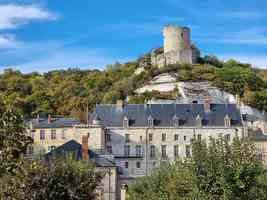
xmin=29 ymin=101 xmax=246 ymax=198
xmin=151 ymin=25 xmax=200 ymax=67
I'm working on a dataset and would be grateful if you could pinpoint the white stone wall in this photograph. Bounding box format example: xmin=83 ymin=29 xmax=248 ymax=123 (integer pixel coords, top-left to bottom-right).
xmin=106 ymin=126 xmax=244 ymax=178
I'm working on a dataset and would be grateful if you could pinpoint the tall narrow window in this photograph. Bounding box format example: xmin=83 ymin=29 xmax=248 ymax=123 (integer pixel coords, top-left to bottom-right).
xmin=106 ymin=133 xmax=111 ymax=142
xmin=125 ymin=134 xmax=130 ymax=143
xmin=174 ymin=145 xmax=179 ymax=158
xmin=197 ymin=134 xmax=202 ymax=141
xmin=174 ymin=134 xmax=179 ymax=141
xmin=150 ymin=145 xmax=156 ymax=158
xmin=51 ymin=129 xmax=56 ymax=140
xmin=125 ymin=161 xmax=129 ymax=168
xmin=40 ymin=129 xmax=45 ymax=140
xmin=124 ymin=145 xmax=130 ymax=156
xmin=149 ymin=133 xmax=153 ymax=142
xmin=136 ymin=162 xmax=141 ymax=168
xmin=186 ymin=145 xmax=191 ymax=158
xmin=107 ymin=145 xmax=112 ymax=154
xmin=162 ymin=133 xmax=166 ymax=142
xmin=136 ymin=145 xmax=142 ymax=157
xmin=161 ymin=145 xmax=167 ymax=158
xmin=62 ymin=129 xmax=66 ymax=139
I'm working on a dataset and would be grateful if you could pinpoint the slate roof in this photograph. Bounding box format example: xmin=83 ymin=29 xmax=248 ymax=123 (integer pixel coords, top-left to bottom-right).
xmin=31 ymin=118 xmax=80 ymax=129
xmin=249 ymin=129 xmax=267 ymax=141
xmin=90 ymin=104 xmax=243 ymax=127
xmin=45 ymin=140 xmax=116 ymax=167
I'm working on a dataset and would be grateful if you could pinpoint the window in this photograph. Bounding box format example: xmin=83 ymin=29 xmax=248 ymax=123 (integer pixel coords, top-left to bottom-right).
xmin=107 ymin=145 xmax=112 ymax=154
xmin=184 ymin=135 xmax=187 ymax=141
xmin=150 ymin=145 xmax=156 ymax=158
xmin=105 ymin=133 xmax=111 ymax=142
xmin=149 ymin=133 xmax=153 ymax=142
xmin=136 ymin=162 xmax=141 ymax=168
xmin=87 ymin=132 xmax=90 ymax=138
xmin=186 ymin=145 xmax=191 ymax=158
xmin=162 ymin=133 xmax=166 ymax=142
xmin=48 ymin=145 xmax=56 ymax=152
xmin=40 ymin=130 xmax=45 ymax=140
xmin=174 ymin=134 xmax=179 ymax=141
xmin=125 ymin=161 xmax=129 ymax=168
xmin=225 ymin=134 xmax=231 ymax=142
xmin=224 ymin=115 xmax=231 ymax=127
xmin=140 ymin=136 xmax=142 ymax=142
xmin=51 ymin=129 xmax=56 ymax=140
xmin=161 ymin=145 xmax=167 ymax=158
xmin=197 ymin=134 xmax=201 ymax=141
xmin=148 ymin=116 xmax=154 ymax=127
xmin=62 ymin=129 xmax=66 ymax=139
xmin=174 ymin=145 xmax=179 ymax=158
xmin=136 ymin=145 xmax=142 ymax=157
xmin=124 ymin=145 xmax=130 ymax=156
xmin=28 ymin=146 xmax=33 ymax=155
xmin=125 ymin=134 xmax=130 ymax=143
xmin=153 ymin=162 xmax=156 ymax=167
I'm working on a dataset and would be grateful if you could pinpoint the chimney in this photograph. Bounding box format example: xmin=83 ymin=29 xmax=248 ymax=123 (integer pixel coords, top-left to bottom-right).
xmin=48 ymin=114 xmax=52 ymax=124
xmin=82 ymin=135 xmax=89 ymax=161
xmin=235 ymin=94 xmax=241 ymax=107
xmin=204 ymin=96 xmax=211 ymax=113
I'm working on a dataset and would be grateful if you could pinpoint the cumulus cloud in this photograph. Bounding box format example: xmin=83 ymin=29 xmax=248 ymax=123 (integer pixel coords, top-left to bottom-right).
xmin=0 ymin=4 xmax=57 ymax=30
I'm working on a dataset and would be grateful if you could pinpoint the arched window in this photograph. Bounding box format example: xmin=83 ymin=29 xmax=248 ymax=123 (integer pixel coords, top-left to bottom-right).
xmin=148 ymin=115 xmax=154 ymax=127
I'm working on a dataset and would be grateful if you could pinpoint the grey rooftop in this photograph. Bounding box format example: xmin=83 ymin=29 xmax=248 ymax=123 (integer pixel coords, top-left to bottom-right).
xmin=90 ymin=103 xmax=243 ymax=127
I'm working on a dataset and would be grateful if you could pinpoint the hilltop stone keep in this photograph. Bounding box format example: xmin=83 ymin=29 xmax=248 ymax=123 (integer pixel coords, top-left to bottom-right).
xmin=151 ymin=25 xmax=200 ymax=67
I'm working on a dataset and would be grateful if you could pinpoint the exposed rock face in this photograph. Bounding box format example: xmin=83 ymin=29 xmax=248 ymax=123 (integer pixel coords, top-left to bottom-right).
xmin=136 ymin=73 xmax=266 ymax=121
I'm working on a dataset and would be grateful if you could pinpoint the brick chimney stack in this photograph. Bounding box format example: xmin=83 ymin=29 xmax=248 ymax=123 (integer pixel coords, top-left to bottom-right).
xmin=204 ymin=96 xmax=212 ymax=113
xmin=48 ymin=114 xmax=52 ymax=124
xmin=82 ymin=135 xmax=89 ymax=161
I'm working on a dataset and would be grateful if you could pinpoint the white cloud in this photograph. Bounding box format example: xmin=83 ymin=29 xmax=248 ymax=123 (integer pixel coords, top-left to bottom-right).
xmin=0 ymin=4 xmax=57 ymax=30
xmin=0 ymin=34 xmax=16 ymax=48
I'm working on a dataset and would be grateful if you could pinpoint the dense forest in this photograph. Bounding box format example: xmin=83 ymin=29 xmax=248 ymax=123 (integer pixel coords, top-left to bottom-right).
xmin=0 ymin=54 xmax=266 ymax=121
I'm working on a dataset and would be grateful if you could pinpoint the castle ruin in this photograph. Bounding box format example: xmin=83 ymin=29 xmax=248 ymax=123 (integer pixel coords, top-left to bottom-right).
xmin=151 ymin=25 xmax=200 ymax=67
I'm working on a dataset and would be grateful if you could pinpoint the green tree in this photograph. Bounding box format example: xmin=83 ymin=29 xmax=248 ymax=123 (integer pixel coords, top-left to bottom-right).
xmin=0 ymin=157 xmax=104 ymax=200
xmin=128 ymin=137 xmax=267 ymax=200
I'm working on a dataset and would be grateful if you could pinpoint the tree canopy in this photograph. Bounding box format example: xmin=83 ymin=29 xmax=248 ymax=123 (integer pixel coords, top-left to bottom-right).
xmin=128 ymin=137 xmax=267 ymax=200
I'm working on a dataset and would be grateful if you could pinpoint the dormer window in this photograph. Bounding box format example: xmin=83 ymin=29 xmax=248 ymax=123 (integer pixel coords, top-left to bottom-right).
xmin=173 ymin=115 xmax=179 ymax=127
xmin=148 ymin=115 xmax=154 ymax=128
xmin=224 ymin=114 xmax=231 ymax=127
xmin=123 ymin=115 xmax=129 ymax=128
xmin=196 ymin=114 xmax=202 ymax=127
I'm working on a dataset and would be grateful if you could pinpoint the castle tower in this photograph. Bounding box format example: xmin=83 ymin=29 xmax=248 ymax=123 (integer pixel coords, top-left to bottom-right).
xmin=150 ymin=25 xmax=200 ymax=67
xmin=163 ymin=25 xmax=191 ymax=54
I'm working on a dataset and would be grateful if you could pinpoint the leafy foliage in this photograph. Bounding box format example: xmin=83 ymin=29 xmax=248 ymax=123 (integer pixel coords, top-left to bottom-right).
xmin=0 ymin=55 xmax=266 ymax=121
xmin=128 ymin=137 xmax=267 ymax=200
xmin=0 ymin=157 xmax=104 ymax=200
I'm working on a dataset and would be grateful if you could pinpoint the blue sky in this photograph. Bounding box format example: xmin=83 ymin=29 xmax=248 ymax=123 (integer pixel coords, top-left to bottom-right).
xmin=0 ymin=0 xmax=266 ymax=73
